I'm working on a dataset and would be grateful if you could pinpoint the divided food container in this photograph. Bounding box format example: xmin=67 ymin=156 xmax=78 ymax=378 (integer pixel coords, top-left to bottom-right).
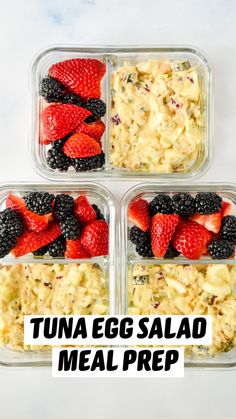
xmin=30 ymin=46 xmax=212 ymax=181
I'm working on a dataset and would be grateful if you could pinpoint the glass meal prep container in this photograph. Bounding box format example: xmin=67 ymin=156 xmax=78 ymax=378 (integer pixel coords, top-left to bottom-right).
xmin=120 ymin=183 xmax=236 ymax=368
xmin=0 ymin=182 xmax=117 ymax=367
xmin=31 ymin=45 xmax=212 ymax=181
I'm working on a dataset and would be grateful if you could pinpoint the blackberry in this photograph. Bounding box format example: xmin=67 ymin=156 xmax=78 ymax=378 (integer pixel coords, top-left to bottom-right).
xmin=129 ymin=226 xmax=150 ymax=246
xmin=195 ymin=192 xmax=222 ymax=215
xmin=60 ymin=215 xmax=80 ymax=240
xmin=24 ymin=192 xmax=54 ymax=215
xmin=136 ymin=242 xmax=154 ymax=258
xmin=51 ymin=136 xmax=70 ymax=150
xmin=40 ymin=75 xmax=65 ymax=103
xmin=0 ymin=233 xmax=16 ymax=258
xmin=208 ymin=239 xmax=235 ymax=260
xmin=61 ymin=93 xmax=83 ymax=107
xmin=48 ymin=236 xmax=66 ymax=257
xmin=47 ymin=143 xmax=72 ymax=172
xmin=164 ymin=243 xmax=180 ymax=259
xmin=72 ymin=152 xmax=105 ymax=172
xmin=33 ymin=245 xmax=49 ymax=257
xmin=172 ymin=193 xmax=195 ymax=217
xmin=84 ymin=99 xmax=106 ymax=123
xmin=54 ymin=194 xmax=75 ymax=221
xmin=220 ymin=215 xmax=236 ymax=244
xmin=148 ymin=193 xmax=173 ymax=216
xmin=92 ymin=204 xmax=105 ymax=220
xmin=0 ymin=209 xmax=23 ymax=238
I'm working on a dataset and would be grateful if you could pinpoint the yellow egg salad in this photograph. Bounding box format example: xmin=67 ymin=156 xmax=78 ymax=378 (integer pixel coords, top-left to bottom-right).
xmin=0 ymin=263 xmax=109 ymax=351
xmin=128 ymin=264 xmax=236 ymax=356
xmin=110 ymin=60 xmax=204 ymax=173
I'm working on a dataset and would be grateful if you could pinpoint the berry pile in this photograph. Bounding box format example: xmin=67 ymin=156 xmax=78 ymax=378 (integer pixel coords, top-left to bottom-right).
xmin=0 ymin=192 xmax=108 ymax=259
xmin=128 ymin=192 xmax=236 ymax=260
xmin=39 ymin=58 xmax=106 ymax=172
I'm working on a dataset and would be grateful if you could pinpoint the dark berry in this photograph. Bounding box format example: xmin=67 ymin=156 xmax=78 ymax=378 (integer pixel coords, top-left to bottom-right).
xmin=0 ymin=209 xmax=23 ymax=238
xmin=24 ymin=192 xmax=54 ymax=215
xmin=172 ymin=193 xmax=195 ymax=217
xmin=61 ymin=93 xmax=83 ymax=107
xmin=84 ymin=99 xmax=106 ymax=123
xmin=136 ymin=242 xmax=154 ymax=257
xmin=60 ymin=216 xmax=80 ymax=240
xmin=220 ymin=215 xmax=236 ymax=244
xmin=0 ymin=233 xmax=16 ymax=258
xmin=148 ymin=193 xmax=173 ymax=216
xmin=47 ymin=140 xmax=72 ymax=172
xmin=129 ymin=226 xmax=150 ymax=246
xmin=33 ymin=245 xmax=49 ymax=256
xmin=54 ymin=194 xmax=74 ymax=221
xmin=48 ymin=236 xmax=66 ymax=257
xmin=195 ymin=192 xmax=222 ymax=215
xmin=92 ymin=204 xmax=105 ymax=220
xmin=208 ymin=239 xmax=235 ymax=260
xmin=40 ymin=75 xmax=65 ymax=103
xmin=164 ymin=243 xmax=180 ymax=259
xmin=72 ymin=152 xmax=105 ymax=172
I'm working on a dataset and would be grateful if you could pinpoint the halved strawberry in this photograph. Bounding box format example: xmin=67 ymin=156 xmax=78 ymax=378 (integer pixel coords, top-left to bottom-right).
xmin=190 ymin=211 xmax=222 ymax=234
xmin=151 ymin=214 xmax=179 ymax=257
xmin=6 ymin=194 xmax=53 ymax=233
xmin=65 ymin=239 xmax=90 ymax=259
xmin=49 ymin=58 xmax=106 ymax=99
xmin=74 ymin=195 xmax=97 ymax=225
xmin=80 ymin=220 xmax=109 ymax=257
xmin=221 ymin=201 xmax=234 ymax=217
xmin=63 ymin=133 xmax=101 ymax=158
xmin=76 ymin=120 xmax=105 ymax=143
xmin=173 ymin=220 xmax=212 ymax=259
xmin=12 ymin=223 xmax=61 ymax=257
xmin=128 ymin=198 xmax=150 ymax=232
xmin=42 ymin=104 xmax=91 ymax=140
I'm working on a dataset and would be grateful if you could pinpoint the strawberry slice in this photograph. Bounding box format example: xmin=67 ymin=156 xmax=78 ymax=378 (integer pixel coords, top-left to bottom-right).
xmin=221 ymin=201 xmax=234 ymax=217
xmin=63 ymin=133 xmax=101 ymax=158
xmin=76 ymin=120 xmax=105 ymax=143
xmin=151 ymin=214 xmax=179 ymax=257
xmin=65 ymin=239 xmax=90 ymax=259
xmin=128 ymin=198 xmax=150 ymax=232
xmin=12 ymin=223 xmax=61 ymax=257
xmin=49 ymin=58 xmax=106 ymax=99
xmin=172 ymin=220 xmax=212 ymax=259
xmin=80 ymin=220 xmax=109 ymax=257
xmin=6 ymin=194 xmax=53 ymax=233
xmin=74 ymin=195 xmax=97 ymax=225
xmin=190 ymin=211 xmax=222 ymax=234
xmin=42 ymin=104 xmax=91 ymax=140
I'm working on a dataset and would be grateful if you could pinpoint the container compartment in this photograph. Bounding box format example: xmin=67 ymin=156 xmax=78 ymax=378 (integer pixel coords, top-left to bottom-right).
xmin=31 ymin=46 xmax=212 ymax=181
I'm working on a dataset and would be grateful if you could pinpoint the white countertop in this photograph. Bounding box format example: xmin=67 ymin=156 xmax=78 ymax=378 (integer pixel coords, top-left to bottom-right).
xmin=0 ymin=0 xmax=236 ymax=418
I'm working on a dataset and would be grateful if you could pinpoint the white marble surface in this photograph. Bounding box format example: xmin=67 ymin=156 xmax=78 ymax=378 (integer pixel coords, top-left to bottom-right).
xmin=0 ymin=0 xmax=236 ymax=418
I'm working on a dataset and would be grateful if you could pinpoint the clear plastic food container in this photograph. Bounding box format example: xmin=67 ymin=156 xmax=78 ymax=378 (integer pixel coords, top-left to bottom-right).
xmin=0 ymin=182 xmax=117 ymax=367
xmin=120 ymin=183 xmax=236 ymax=368
xmin=31 ymin=46 xmax=212 ymax=181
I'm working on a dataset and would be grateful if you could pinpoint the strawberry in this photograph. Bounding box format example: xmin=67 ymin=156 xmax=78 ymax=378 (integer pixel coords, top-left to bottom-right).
xmin=49 ymin=58 xmax=106 ymax=99
xmin=221 ymin=201 xmax=234 ymax=217
xmin=6 ymin=194 xmax=53 ymax=233
xmin=151 ymin=214 xmax=179 ymax=257
xmin=172 ymin=221 xmax=212 ymax=259
xmin=42 ymin=104 xmax=91 ymax=140
xmin=63 ymin=133 xmax=101 ymax=158
xmin=80 ymin=220 xmax=109 ymax=256
xmin=128 ymin=198 xmax=150 ymax=232
xmin=74 ymin=195 xmax=97 ymax=225
xmin=65 ymin=239 xmax=90 ymax=259
xmin=190 ymin=211 xmax=222 ymax=234
xmin=76 ymin=120 xmax=105 ymax=143
xmin=12 ymin=223 xmax=61 ymax=257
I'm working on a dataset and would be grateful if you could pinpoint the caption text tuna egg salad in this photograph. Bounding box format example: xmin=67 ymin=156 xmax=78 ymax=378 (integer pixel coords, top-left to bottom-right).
xmin=110 ymin=60 xmax=204 ymax=173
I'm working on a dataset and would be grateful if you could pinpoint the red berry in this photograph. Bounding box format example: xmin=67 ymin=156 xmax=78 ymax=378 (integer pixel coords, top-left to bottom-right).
xmin=49 ymin=58 xmax=106 ymax=99
xmin=42 ymin=104 xmax=91 ymax=140
xmin=172 ymin=220 xmax=212 ymax=259
xmin=80 ymin=220 xmax=109 ymax=257
xmin=76 ymin=120 xmax=105 ymax=143
xmin=74 ymin=195 xmax=97 ymax=225
xmin=151 ymin=214 xmax=179 ymax=257
xmin=221 ymin=201 xmax=234 ymax=217
xmin=128 ymin=198 xmax=150 ymax=232
xmin=65 ymin=239 xmax=90 ymax=259
xmin=63 ymin=133 xmax=101 ymax=158
xmin=190 ymin=211 xmax=222 ymax=234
